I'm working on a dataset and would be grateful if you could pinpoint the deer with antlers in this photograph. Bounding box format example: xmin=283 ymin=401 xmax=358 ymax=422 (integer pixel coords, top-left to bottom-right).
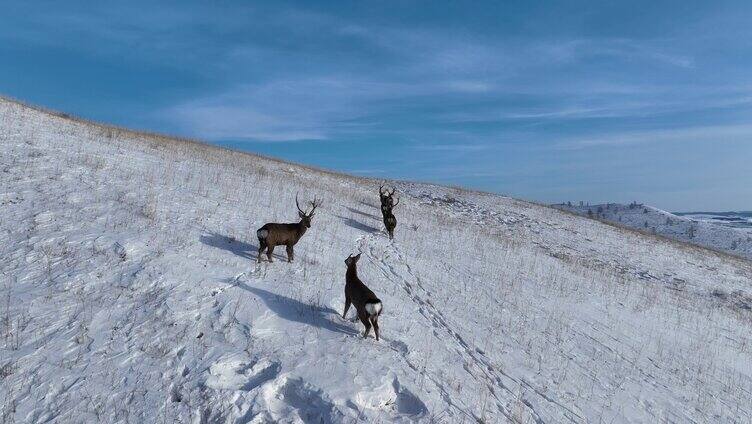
xmin=256 ymin=195 xmax=322 ymax=263
xmin=343 ymin=253 xmax=383 ymax=340
xmin=379 ymin=184 xmax=399 ymax=239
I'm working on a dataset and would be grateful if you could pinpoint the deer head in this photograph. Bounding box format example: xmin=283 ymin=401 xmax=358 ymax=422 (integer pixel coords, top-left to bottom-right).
xmin=296 ymin=194 xmax=322 ymax=228
xmin=379 ymin=184 xmax=397 ymax=208
xmin=345 ymin=252 xmax=362 ymax=267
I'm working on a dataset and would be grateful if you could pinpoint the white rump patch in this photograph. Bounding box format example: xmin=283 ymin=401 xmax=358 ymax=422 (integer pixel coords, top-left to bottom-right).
xmin=257 ymin=229 xmax=269 ymax=239
xmin=365 ymin=302 xmax=382 ymax=316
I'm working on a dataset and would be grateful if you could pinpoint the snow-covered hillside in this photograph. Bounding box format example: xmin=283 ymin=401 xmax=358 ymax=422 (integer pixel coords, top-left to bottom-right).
xmin=553 ymin=202 xmax=752 ymax=261
xmin=2 ymin=97 xmax=751 ymax=423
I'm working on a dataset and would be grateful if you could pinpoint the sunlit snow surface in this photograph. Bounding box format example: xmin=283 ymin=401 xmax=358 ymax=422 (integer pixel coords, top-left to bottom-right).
xmin=2 ymin=98 xmax=751 ymax=423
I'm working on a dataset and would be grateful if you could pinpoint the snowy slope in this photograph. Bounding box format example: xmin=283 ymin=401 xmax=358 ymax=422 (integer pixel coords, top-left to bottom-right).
xmin=1 ymin=97 xmax=751 ymax=423
xmin=553 ymin=203 xmax=752 ymax=261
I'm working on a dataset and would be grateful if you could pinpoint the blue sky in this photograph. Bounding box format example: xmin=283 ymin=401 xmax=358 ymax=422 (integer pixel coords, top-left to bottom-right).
xmin=2 ymin=1 xmax=751 ymax=211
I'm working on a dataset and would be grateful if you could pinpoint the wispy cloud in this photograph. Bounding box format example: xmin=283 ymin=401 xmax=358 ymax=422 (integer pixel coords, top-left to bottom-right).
xmin=411 ymin=143 xmax=491 ymax=152
xmin=555 ymin=124 xmax=752 ymax=150
xmin=165 ymin=76 xmax=477 ymax=142
xmin=538 ymin=38 xmax=695 ymax=69
xmin=165 ymin=79 xmax=363 ymax=142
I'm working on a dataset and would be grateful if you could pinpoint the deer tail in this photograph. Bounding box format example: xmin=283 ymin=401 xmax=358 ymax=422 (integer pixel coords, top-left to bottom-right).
xmin=365 ymin=301 xmax=382 ymax=317
xmin=257 ymin=229 xmax=269 ymax=240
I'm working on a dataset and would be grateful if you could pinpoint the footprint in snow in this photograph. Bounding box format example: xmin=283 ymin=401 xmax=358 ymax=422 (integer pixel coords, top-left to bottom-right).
xmin=388 ymin=340 xmax=409 ymax=354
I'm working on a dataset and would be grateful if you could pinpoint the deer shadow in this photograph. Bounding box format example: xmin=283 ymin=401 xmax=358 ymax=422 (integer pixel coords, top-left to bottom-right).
xmin=359 ymin=200 xmax=380 ymax=210
xmin=223 ymin=280 xmax=358 ymax=336
xmin=346 ymin=206 xmax=381 ymax=221
xmin=199 ymin=232 xmax=286 ymax=261
xmin=336 ymin=215 xmax=381 ymax=233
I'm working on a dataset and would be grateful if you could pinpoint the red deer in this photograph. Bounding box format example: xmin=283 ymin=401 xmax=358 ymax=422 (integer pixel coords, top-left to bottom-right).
xmin=379 ymin=185 xmax=399 ymax=239
xmin=379 ymin=184 xmax=397 ymax=214
xmin=343 ymin=253 xmax=383 ymax=340
xmin=256 ymin=195 xmax=321 ymax=263
xmin=383 ymin=208 xmax=398 ymax=240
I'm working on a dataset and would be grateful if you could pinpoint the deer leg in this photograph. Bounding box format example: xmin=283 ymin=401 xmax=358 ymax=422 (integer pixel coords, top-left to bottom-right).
xmin=359 ymin=311 xmax=372 ymax=338
xmin=342 ymin=297 xmax=351 ymax=319
xmin=266 ymin=245 xmax=275 ymax=263
xmin=370 ymin=316 xmax=380 ymax=341
xmin=257 ymin=241 xmax=266 ymax=263
xmin=286 ymin=244 xmax=294 ymax=262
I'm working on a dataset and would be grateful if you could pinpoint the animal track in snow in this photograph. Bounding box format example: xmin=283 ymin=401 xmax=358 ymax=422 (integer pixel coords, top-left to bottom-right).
xmin=361 ymin=234 xmax=558 ymax=423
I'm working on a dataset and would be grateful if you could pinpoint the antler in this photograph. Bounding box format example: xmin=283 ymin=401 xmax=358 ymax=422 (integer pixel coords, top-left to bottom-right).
xmin=295 ymin=193 xmax=308 ymax=215
xmin=392 ymin=197 xmax=400 ymax=207
xmin=380 ymin=183 xmax=397 ymax=198
xmin=296 ymin=194 xmax=323 ymax=216
xmin=308 ymin=196 xmax=322 ymax=216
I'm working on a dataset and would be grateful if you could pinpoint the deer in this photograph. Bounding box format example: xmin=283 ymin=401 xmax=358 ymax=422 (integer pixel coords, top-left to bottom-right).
xmin=379 ymin=184 xmax=399 ymax=240
xmin=378 ymin=184 xmax=398 ymax=215
xmin=343 ymin=253 xmax=383 ymax=340
xmin=256 ymin=195 xmax=322 ymax=263
xmin=383 ymin=208 xmax=398 ymax=240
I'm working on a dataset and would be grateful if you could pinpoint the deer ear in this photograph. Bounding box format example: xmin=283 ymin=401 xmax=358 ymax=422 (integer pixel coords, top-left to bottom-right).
xmin=354 ymin=253 xmax=362 ymax=261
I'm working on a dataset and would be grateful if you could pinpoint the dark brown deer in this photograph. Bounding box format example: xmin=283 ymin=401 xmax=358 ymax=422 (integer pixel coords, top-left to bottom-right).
xmin=383 ymin=207 xmax=398 ymax=240
xmin=379 ymin=185 xmax=399 ymax=239
xmin=343 ymin=253 xmax=383 ymax=340
xmin=256 ymin=195 xmax=321 ymax=263
xmin=379 ymin=184 xmax=397 ymax=214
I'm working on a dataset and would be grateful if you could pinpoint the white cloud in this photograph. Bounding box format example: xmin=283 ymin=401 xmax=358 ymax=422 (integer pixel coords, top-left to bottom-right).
xmin=555 ymin=124 xmax=752 ymax=150
xmin=411 ymin=143 xmax=490 ymax=152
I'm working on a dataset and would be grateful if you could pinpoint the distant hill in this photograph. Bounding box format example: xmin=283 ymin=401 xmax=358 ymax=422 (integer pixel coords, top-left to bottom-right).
xmin=554 ymin=202 xmax=752 ymax=260
xmin=673 ymin=211 xmax=752 ymax=229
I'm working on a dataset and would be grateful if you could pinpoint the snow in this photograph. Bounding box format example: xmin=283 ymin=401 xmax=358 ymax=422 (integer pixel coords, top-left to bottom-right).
xmin=553 ymin=202 xmax=752 ymax=260
xmin=1 ymin=97 xmax=751 ymax=423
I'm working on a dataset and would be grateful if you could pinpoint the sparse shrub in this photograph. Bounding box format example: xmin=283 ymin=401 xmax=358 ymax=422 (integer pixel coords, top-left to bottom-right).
xmin=0 ymin=361 xmax=15 ymax=379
